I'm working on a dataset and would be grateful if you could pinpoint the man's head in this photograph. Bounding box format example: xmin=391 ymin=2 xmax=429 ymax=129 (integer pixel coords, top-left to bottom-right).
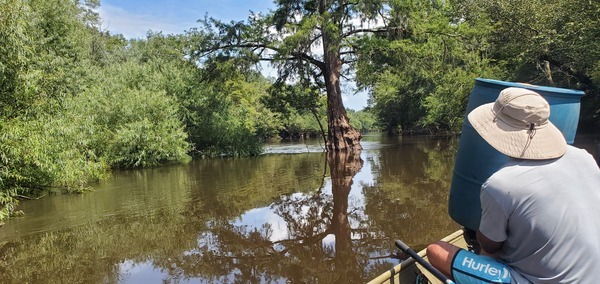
xmin=467 ymin=87 xmax=567 ymax=160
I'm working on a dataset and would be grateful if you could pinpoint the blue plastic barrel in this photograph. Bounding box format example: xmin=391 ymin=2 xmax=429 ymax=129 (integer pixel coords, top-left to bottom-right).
xmin=448 ymin=78 xmax=585 ymax=231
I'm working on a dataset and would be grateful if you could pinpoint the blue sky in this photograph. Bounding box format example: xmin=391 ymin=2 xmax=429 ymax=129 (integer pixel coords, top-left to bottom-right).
xmin=98 ymin=0 xmax=368 ymax=110
xmin=98 ymin=0 xmax=275 ymax=38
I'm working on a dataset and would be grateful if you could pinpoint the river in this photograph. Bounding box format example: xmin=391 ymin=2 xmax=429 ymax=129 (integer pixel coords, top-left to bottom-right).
xmin=0 ymin=134 xmax=597 ymax=283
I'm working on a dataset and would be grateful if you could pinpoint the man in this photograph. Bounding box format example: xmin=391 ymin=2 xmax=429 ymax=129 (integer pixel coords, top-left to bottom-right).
xmin=427 ymin=87 xmax=600 ymax=283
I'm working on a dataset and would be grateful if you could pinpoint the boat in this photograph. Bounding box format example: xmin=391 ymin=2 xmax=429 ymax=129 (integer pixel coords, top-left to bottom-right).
xmin=367 ymin=229 xmax=467 ymax=284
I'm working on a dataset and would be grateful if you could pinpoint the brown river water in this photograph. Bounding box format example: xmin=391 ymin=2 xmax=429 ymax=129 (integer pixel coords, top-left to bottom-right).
xmin=0 ymin=134 xmax=597 ymax=283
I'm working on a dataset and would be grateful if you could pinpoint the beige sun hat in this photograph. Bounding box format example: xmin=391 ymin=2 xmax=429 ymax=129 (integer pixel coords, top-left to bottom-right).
xmin=467 ymin=87 xmax=567 ymax=160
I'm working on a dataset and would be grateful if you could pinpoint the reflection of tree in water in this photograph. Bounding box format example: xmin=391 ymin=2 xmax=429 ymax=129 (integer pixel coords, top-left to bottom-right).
xmin=0 ymin=137 xmax=460 ymax=283
xmin=270 ymin=150 xmax=366 ymax=282
xmin=161 ymin=150 xmax=381 ymax=283
xmin=157 ymin=139 xmax=459 ymax=283
xmin=157 ymin=150 xmax=391 ymax=282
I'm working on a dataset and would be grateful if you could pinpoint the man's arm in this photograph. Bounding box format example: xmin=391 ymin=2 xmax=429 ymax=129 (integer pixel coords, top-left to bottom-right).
xmin=476 ymin=230 xmax=503 ymax=255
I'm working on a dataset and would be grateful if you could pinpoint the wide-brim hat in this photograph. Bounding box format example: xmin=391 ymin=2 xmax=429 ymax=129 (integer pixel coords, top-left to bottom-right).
xmin=467 ymin=87 xmax=566 ymax=160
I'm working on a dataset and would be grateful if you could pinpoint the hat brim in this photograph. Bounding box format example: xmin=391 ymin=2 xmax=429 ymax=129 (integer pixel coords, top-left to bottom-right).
xmin=467 ymin=103 xmax=566 ymax=160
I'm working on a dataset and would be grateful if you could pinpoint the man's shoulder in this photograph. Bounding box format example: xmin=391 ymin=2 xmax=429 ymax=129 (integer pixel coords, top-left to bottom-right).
xmin=485 ymin=144 xmax=598 ymax=192
xmin=497 ymin=145 xmax=589 ymax=171
xmin=484 ymin=159 xmax=545 ymax=192
xmin=564 ymin=144 xmax=595 ymax=160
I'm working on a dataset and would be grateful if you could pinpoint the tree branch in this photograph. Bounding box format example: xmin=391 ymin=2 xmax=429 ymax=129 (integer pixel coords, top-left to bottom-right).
xmin=293 ymin=52 xmax=326 ymax=70
xmin=342 ymin=26 xmax=404 ymax=38
xmin=539 ymin=54 xmax=593 ymax=87
xmin=201 ymin=41 xmax=326 ymax=71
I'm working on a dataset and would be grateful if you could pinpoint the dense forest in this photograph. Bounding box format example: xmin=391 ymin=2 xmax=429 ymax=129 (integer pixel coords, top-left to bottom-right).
xmin=0 ymin=0 xmax=598 ymax=220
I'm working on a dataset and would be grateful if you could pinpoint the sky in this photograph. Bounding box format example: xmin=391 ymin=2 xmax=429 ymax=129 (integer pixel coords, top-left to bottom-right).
xmin=97 ymin=0 xmax=369 ymax=110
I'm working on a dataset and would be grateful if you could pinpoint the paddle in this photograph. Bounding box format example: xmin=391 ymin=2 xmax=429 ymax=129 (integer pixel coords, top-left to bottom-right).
xmin=395 ymin=239 xmax=456 ymax=284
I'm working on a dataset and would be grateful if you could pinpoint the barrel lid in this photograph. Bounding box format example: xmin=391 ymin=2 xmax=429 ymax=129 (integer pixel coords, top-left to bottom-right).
xmin=475 ymin=78 xmax=585 ymax=96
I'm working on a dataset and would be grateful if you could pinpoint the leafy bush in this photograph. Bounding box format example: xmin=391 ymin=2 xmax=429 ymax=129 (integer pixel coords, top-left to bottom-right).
xmin=76 ymin=62 xmax=191 ymax=168
xmin=0 ymin=115 xmax=109 ymax=219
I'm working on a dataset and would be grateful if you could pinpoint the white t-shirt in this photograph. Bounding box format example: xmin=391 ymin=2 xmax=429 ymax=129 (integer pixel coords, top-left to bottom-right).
xmin=479 ymin=145 xmax=600 ymax=283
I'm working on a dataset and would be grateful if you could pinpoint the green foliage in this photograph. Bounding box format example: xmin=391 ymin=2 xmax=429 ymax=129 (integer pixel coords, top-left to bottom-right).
xmin=456 ymin=0 xmax=600 ymax=130
xmin=186 ymin=60 xmax=281 ymax=156
xmin=108 ymin=116 xmax=186 ymax=168
xmin=2 ymin=0 xmax=599 ymax=221
xmin=0 ymin=0 xmax=108 ymax=219
xmin=356 ymin=0 xmax=502 ymax=133
xmin=347 ymin=109 xmax=380 ymax=132
xmin=262 ymin=82 xmax=326 ymax=138
xmin=282 ymin=109 xmax=324 ymax=137
xmin=0 ymin=115 xmax=110 ymax=219
xmin=0 ymin=0 xmax=34 ymax=118
xmin=0 ymin=0 xmax=93 ymax=117
xmin=70 ymin=83 xmax=190 ymax=168
xmin=0 ymin=1 xmax=193 ymax=219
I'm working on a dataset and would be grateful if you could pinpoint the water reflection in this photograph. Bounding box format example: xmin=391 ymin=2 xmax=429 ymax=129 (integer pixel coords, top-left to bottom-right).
xmin=4 ymin=134 xmax=595 ymax=283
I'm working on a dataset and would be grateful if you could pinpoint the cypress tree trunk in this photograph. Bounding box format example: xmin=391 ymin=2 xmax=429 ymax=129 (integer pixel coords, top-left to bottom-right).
xmin=320 ymin=0 xmax=362 ymax=151
xmin=323 ymin=60 xmax=363 ymax=151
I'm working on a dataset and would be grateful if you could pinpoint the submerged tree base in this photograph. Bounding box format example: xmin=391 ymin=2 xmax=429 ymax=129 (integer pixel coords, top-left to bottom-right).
xmin=326 ymin=117 xmax=363 ymax=152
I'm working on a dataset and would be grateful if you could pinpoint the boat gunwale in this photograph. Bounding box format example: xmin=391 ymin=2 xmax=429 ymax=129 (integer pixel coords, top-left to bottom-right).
xmin=367 ymin=229 xmax=465 ymax=284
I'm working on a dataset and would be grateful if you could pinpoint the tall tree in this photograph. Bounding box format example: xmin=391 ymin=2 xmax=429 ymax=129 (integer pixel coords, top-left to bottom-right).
xmin=188 ymin=0 xmax=411 ymax=151
xmin=311 ymin=0 xmax=362 ymax=151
